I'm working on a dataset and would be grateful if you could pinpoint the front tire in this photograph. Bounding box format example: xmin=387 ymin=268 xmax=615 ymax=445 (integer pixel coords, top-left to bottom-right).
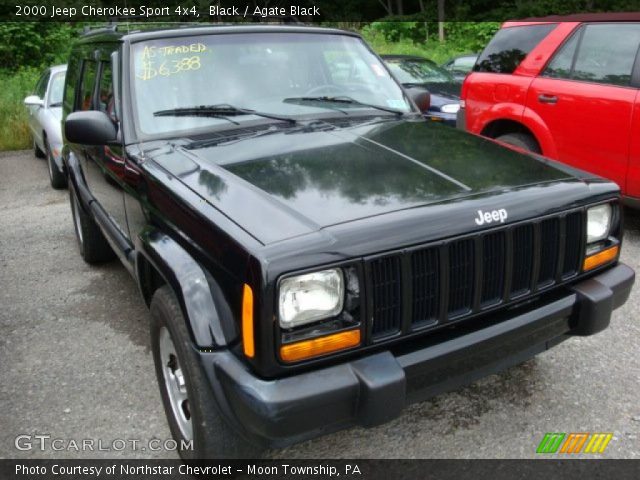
xmin=46 ymin=139 xmax=67 ymax=189
xmin=150 ymin=286 xmax=261 ymax=459
xmin=34 ymin=138 xmax=45 ymax=158
xmin=495 ymin=133 xmax=541 ymax=153
xmin=69 ymin=182 xmax=115 ymax=264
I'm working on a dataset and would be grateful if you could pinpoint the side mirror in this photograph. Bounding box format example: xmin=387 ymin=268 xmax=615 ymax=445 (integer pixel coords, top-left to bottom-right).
xmin=407 ymin=88 xmax=431 ymax=113
xmin=24 ymin=95 xmax=44 ymax=107
xmin=65 ymin=111 xmax=117 ymax=145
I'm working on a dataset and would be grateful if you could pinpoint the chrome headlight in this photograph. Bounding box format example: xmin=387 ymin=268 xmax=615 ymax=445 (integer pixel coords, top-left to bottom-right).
xmin=440 ymin=103 xmax=460 ymax=114
xmin=278 ymin=269 xmax=344 ymax=329
xmin=587 ymin=204 xmax=612 ymax=244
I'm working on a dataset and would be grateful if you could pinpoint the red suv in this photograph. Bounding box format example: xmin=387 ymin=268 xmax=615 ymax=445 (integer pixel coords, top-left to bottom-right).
xmin=459 ymin=14 xmax=640 ymax=206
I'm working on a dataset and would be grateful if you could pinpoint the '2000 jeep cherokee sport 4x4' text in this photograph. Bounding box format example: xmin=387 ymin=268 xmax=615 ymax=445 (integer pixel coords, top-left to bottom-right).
xmin=62 ymin=25 xmax=634 ymax=458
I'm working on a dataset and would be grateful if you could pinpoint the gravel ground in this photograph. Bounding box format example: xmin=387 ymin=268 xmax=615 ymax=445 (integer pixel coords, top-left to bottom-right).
xmin=1 ymin=149 xmax=638 ymax=459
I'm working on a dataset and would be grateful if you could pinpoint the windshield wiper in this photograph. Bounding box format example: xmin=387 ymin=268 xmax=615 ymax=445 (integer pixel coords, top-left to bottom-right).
xmin=283 ymin=96 xmax=406 ymax=116
xmin=49 ymin=101 xmax=63 ymax=107
xmin=401 ymin=82 xmax=430 ymax=88
xmin=281 ymin=97 xmax=348 ymax=115
xmin=153 ymin=104 xmax=296 ymax=124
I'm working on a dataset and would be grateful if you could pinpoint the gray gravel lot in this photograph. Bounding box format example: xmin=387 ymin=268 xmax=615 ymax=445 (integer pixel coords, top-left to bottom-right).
xmin=1 ymin=149 xmax=639 ymax=459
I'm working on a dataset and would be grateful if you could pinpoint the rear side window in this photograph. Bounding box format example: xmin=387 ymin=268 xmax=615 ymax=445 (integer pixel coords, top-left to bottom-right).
xmin=544 ymin=24 xmax=640 ymax=87
xmin=543 ymin=31 xmax=581 ymax=79
xmin=76 ymin=60 xmax=97 ymax=111
xmin=474 ymin=24 xmax=557 ymax=74
xmin=97 ymin=62 xmax=114 ymax=115
xmin=63 ymin=56 xmax=80 ymax=114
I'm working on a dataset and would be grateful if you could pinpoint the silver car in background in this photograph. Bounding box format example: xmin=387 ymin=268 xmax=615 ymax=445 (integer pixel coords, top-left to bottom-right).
xmin=24 ymin=64 xmax=67 ymax=189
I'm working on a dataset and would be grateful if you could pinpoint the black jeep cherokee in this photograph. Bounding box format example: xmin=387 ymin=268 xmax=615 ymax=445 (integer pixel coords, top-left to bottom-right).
xmin=62 ymin=24 xmax=634 ymax=458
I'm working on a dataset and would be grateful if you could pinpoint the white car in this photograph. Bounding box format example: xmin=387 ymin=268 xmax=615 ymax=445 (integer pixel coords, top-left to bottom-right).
xmin=24 ymin=64 xmax=67 ymax=189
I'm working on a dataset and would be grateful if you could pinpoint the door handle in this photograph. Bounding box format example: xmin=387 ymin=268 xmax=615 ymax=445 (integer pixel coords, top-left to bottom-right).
xmin=538 ymin=94 xmax=558 ymax=104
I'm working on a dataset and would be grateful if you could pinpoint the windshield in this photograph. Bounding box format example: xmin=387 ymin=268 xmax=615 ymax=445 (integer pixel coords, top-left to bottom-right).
xmin=452 ymin=56 xmax=477 ymax=71
xmin=49 ymin=71 xmax=66 ymax=105
xmin=130 ymin=32 xmax=412 ymax=136
xmin=385 ymin=59 xmax=454 ymax=84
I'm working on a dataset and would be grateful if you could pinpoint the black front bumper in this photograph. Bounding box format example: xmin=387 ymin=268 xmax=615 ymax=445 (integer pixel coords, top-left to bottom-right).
xmin=202 ymin=263 xmax=634 ymax=448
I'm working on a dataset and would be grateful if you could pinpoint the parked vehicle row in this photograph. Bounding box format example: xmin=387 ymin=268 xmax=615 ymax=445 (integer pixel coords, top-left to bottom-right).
xmin=20 ymin=18 xmax=635 ymax=458
xmin=24 ymin=47 xmax=470 ymax=194
xmin=50 ymin=23 xmax=633 ymax=459
xmin=29 ymin=16 xmax=640 ymax=208
xmin=24 ymin=53 xmax=471 ymax=195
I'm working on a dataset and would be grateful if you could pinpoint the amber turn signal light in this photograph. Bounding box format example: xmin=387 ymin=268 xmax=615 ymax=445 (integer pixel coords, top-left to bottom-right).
xmin=242 ymin=284 xmax=255 ymax=358
xmin=280 ymin=329 xmax=361 ymax=363
xmin=583 ymin=245 xmax=619 ymax=272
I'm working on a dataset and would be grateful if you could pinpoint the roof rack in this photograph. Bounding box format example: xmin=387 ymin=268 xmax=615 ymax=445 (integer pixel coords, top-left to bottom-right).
xmin=82 ymin=22 xmax=116 ymax=35
xmin=80 ymin=17 xmax=306 ymax=36
xmin=81 ymin=20 xmax=201 ymax=36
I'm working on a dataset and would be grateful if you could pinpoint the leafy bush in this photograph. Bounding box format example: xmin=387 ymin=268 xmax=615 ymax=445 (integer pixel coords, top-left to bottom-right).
xmin=0 ymin=22 xmax=80 ymax=150
xmin=364 ymin=20 xmax=423 ymax=42
xmin=361 ymin=21 xmax=498 ymax=64
xmin=0 ymin=22 xmax=79 ymax=71
xmin=363 ymin=20 xmax=498 ymax=48
xmin=0 ymin=68 xmax=40 ymax=151
xmin=444 ymin=22 xmax=500 ymax=52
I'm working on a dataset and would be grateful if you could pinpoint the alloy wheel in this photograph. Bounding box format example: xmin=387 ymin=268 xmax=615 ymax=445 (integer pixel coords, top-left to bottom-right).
xmin=159 ymin=326 xmax=193 ymax=441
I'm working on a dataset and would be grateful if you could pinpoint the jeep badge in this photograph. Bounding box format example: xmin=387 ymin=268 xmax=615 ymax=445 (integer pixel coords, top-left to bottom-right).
xmin=474 ymin=208 xmax=508 ymax=225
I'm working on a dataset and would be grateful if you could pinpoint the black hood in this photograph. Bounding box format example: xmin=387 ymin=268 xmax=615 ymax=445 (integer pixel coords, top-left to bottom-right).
xmin=144 ymin=118 xmax=603 ymax=245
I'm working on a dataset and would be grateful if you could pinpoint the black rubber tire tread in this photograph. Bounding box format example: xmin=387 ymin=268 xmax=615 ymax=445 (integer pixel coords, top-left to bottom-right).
xmin=34 ymin=137 xmax=45 ymax=158
xmin=46 ymin=138 xmax=67 ymax=190
xmin=69 ymin=182 xmax=115 ymax=264
xmin=495 ymin=132 xmax=541 ymax=153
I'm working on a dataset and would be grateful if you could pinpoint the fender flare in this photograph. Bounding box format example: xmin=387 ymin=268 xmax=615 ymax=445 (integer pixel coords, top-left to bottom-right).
xmin=68 ymin=153 xmax=236 ymax=349
xmin=135 ymin=227 xmax=237 ymax=348
xmin=476 ymin=104 xmax=558 ymax=159
xmin=520 ymin=106 xmax=558 ymax=158
xmin=472 ymin=102 xmax=524 ymax=134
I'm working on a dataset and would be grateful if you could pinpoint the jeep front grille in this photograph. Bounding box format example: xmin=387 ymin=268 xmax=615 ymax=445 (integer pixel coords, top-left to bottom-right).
xmin=365 ymin=211 xmax=585 ymax=341
xmin=369 ymin=256 xmax=403 ymax=337
xmin=411 ymin=247 xmax=439 ymax=327
xmin=447 ymin=238 xmax=475 ymax=317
